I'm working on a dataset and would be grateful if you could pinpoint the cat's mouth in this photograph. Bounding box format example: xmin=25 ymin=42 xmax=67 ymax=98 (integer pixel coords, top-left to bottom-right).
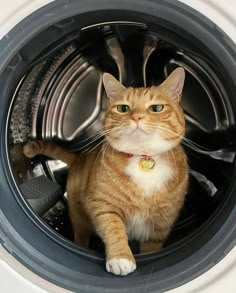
xmin=130 ymin=127 xmax=149 ymax=135
xmin=127 ymin=122 xmax=151 ymax=135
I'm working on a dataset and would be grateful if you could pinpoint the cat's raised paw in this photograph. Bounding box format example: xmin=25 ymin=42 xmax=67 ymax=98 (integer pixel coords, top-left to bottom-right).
xmin=23 ymin=141 xmax=42 ymax=158
xmin=106 ymin=258 xmax=136 ymax=276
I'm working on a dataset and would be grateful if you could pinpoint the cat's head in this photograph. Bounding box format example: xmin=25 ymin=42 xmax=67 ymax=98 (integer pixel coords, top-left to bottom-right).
xmin=103 ymin=68 xmax=185 ymax=156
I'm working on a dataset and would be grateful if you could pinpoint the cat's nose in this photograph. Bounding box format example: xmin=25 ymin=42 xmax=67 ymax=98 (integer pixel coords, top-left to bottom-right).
xmin=131 ymin=113 xmax=144 ymax=123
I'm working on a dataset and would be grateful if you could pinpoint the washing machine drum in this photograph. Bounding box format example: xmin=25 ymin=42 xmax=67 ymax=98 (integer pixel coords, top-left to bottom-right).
xmin=1 ymin=0 xmax=236 ymax=292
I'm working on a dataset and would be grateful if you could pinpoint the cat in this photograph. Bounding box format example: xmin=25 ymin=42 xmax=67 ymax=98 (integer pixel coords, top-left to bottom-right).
xmin=23 ymin=67 xmax=188 ymax=276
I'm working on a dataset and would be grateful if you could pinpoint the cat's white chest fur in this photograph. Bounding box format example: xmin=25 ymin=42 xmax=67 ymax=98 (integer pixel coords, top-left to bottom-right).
xmin=125 ymin=155 xmax=173 ymax=196
xmin=126 ymin=214 xmax=152 ymax=241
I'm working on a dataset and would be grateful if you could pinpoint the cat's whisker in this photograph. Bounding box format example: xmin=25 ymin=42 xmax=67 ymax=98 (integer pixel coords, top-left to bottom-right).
xmin=77 ymin=126 xmax=119 ymax=145
xmin=105 ymin=124 xmax=121 ymax=128
xmin=175 ymin=145 xmax=186 ymax=160
xmin=79 ymin=135 xmax=105 ymax=151
xmin=80 ymin=126 xmax=125 ymax=151
xmin=143 ymin=126 xmax=185 ymax=163
xmin=75 ymin=132 xmax=104 ymax=147
xmin=94 ymin=126 xmax=122 ymax=166
xmin=86 ymin=126 xmax=125 ymax=153
xmin=77 ymin=130 xmax=110 ymax=146
xmin=170 ymin=148 xmax=177 ymax=174
xmin=147 ymin=127 xmax=184 ymax=167
xmin=80 ymin=122 xmax=124 ymax=138
xmin=104 ymin=127 xmax=128 ymax=161
xmin=101 ymin=141 xmax=109 ymax=166
xmin=94 ymin=142 xmax=107 ymax=167
xmin=182 ymin=137 xmax=212 ymax=151
xmin=100 ymin=142 xmax=108 ymax=166
xmin=154 ymin=128 xmax=179 ymax=174
xmin=166 ymin=147 xmax=170 ymax=166
xmin=84 ymin=138 xmax=106 ymax=153
xmin=153 ymin=129 xmax=185 ymax=161
xmin=111 ymin=145 xmax=115 ymax=162
xmin=154 ymin=124 xmax=212 ymax=152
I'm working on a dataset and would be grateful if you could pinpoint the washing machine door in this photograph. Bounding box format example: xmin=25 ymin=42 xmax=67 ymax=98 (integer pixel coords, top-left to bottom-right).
xmin=0 ymin=1 xmax=236 ymax=292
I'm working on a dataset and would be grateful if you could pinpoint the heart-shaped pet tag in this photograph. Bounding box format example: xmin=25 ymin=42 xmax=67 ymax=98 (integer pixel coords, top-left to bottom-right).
xmin=139 ymin=157 xmax=155 ymax=171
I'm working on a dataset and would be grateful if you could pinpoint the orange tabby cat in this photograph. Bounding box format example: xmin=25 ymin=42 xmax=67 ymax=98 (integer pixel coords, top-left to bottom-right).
xmin=23 ymin=67 xmax=188 ymax=276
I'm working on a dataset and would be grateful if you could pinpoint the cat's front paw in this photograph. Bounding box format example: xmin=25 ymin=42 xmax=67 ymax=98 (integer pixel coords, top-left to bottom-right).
xmin=106 ymin=258 xmax=136 ymax=276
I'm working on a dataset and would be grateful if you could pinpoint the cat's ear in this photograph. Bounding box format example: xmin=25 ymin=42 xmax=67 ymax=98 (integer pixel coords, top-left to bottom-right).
xmin=103 ymin=73 xmax=127 ymax=99
xmin=160 ymin=67 xmax=185 ymax=102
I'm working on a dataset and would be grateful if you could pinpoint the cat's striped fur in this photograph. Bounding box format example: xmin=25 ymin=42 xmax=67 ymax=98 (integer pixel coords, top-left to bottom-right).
xmin=23 ymin=68 xmax=188 ymax=276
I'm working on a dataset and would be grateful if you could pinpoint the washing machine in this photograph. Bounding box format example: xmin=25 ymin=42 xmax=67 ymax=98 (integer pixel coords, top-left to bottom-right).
xmin=1 ymin=0 xmax=236 ymax=292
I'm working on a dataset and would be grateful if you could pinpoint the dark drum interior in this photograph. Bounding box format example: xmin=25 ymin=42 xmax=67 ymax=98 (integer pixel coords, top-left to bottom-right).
xmin=8 ymin=22 xmax=235 ymax=254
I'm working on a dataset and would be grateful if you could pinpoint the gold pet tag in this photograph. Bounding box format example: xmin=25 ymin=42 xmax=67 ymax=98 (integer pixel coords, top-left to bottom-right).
xmin=139 ymin=157 xmax=155 ymax=171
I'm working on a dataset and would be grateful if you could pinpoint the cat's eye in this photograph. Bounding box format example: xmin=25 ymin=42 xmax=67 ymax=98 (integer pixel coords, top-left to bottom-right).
xmin=149 ymin=105 xmax=164 ymax=112
xmin=117 ymin=105 xmax=130 ymax=113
